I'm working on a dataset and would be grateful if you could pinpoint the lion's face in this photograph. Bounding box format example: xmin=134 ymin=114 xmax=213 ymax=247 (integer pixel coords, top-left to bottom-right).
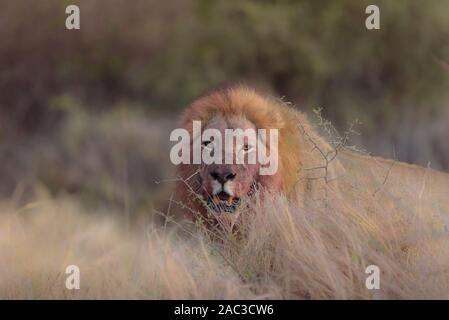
xmin=198 ymin=115 xmax=262 ymax=213
xmin=176 ymin=86 xmax=289 ymax=220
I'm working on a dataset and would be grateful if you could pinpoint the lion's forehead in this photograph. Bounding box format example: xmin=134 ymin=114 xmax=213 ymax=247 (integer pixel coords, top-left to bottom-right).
xmin=205 ymin=114 xmax=256 ymax=131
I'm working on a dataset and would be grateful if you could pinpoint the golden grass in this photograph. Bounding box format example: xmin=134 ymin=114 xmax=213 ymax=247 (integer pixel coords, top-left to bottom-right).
xmin=1 ymin=181 xmax=449 ymax=299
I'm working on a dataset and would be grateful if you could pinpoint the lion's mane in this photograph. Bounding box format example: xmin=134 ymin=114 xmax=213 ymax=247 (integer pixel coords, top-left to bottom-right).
xmin=174 ymin=85 xmax=341 ymax=220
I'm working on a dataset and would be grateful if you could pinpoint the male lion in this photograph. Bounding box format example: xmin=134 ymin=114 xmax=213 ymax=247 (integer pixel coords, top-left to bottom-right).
xmin=174 ymin=85 xmax=449 ymax=228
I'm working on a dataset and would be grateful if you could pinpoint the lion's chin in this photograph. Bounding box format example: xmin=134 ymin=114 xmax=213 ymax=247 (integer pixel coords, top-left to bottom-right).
xmin=206 ymin=191 xmax=241 ymax=214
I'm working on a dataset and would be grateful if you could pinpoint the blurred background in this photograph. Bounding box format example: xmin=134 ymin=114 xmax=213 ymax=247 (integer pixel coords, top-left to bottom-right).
xmin=1 ymin=0 xmax=448 ymax=217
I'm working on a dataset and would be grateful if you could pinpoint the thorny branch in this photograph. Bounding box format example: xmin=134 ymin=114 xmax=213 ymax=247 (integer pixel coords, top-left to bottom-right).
xmin=298 ymin=108 xmax=361 ymax=184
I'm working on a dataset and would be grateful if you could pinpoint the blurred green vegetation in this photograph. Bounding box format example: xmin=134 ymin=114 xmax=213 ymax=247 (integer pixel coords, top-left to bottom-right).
xmin=1 ymin=0 xmax=448 ymax=211
xmin=158 ymin=0 xmax=449 ymax=128
xmin=1 ymin=0 xmax=448 ymax=132
xmin=1 ymin=100 xmax=175 ymax=214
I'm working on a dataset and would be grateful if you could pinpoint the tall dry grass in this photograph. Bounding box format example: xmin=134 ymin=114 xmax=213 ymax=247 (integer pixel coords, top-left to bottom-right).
xmin=1 ymin=178 xmax=449 ymax=299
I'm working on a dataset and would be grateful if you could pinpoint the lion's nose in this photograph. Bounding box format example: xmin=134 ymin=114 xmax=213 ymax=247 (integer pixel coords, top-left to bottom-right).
xmin=210 ymin=171 xmax=236 ymax=184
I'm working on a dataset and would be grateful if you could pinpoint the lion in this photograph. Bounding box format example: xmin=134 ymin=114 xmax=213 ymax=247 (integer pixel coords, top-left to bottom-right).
xmin=174 ymin=85 xmax=449 ymax=229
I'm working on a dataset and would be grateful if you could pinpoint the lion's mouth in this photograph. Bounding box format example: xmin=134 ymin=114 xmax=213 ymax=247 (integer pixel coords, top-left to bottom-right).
xmin=206 ymin=182 xmax=258 ymax=214
xmin=207 ymin=191 xmax=241 ymax=214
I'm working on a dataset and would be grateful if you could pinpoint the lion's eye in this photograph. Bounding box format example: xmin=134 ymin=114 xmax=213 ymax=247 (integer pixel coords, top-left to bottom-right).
xmin=242 ymin=144 xmax=253 ymax=153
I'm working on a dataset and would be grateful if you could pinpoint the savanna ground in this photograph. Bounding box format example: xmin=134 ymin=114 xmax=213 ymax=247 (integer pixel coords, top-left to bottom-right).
xmin=1 ymin=0 xmax=449 ymax=299
xmin=2 ymin=181 xmax=449 ymax=299
xmin=1 ymin=108 xmax=449 ymax=300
